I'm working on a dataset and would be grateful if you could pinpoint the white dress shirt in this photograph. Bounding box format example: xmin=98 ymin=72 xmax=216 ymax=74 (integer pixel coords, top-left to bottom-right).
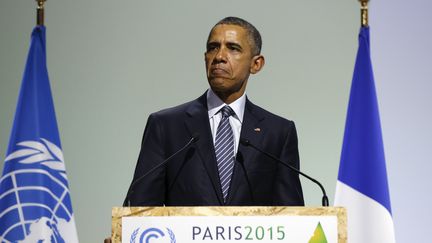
xmin=207 ymin=89 xmax=246 ymax=154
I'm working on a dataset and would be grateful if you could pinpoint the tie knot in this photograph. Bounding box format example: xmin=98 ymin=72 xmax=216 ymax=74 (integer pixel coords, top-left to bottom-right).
xmin=220 ymin=106 xmax=234 ymax=118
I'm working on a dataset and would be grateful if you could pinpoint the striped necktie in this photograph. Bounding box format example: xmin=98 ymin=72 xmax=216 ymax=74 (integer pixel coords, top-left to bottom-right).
xmin=215 ymin=105 xmax=235 ymax=203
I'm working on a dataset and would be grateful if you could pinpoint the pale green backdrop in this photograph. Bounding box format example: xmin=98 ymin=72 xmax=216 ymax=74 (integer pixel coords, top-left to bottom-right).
xmin=1 ymin=1 xmax=357 ymax=242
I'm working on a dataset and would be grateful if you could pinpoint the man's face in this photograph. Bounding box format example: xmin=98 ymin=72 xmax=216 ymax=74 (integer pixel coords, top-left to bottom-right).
xmin=205 ymin=24 xmax=261 ymax=101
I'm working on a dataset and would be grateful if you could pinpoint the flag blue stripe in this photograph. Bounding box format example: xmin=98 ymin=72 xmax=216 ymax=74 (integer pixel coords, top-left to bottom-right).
xmin=337 ymin=27 xmax=392 ymax=214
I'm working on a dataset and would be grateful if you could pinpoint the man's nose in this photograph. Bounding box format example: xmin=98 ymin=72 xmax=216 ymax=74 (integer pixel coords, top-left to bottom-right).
xmin=214 ymin=47 xmax=227 ymax=63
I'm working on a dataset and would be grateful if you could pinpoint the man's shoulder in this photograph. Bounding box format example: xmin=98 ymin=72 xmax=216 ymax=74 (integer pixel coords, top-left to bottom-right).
xmin=151 ymin=95 xmax=205 ymax=119
xmin=247 ymin=100 xmax=295 ymax=126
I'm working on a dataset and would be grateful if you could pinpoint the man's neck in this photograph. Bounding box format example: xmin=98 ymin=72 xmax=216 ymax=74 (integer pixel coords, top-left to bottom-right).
xmin=212 ymin=88 xmax=246 ymax=104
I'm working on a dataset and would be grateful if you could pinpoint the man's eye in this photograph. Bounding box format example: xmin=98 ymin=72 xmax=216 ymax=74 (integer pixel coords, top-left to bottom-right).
xmin=207 ymin=45 xmax=218 ymax=52
xmin=229 ymin=45 xmax=241 ymax=52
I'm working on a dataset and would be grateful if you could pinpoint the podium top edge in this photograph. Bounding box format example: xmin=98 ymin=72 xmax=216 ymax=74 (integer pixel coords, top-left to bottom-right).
xmin=112 ymin=206 xmax=346 ymax=218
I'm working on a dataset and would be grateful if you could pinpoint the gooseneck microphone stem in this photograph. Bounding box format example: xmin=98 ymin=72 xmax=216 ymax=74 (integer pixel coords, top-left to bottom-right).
xmin=124 ymin=134 xmax=200 ymax=206
xmin=240 ymin=138 xmax=329 ymax=207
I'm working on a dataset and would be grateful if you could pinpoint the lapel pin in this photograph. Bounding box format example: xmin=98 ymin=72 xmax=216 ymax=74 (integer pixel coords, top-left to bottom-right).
xmin=254 ymin=128 xmax=261 ymax=132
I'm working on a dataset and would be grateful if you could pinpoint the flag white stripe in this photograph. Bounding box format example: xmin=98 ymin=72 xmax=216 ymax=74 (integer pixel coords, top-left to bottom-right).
xmin=334 ymin=181 xmax=395 ymax=243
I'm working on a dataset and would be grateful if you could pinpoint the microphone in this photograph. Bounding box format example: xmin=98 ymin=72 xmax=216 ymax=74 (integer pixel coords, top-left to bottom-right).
xmin=240 ymin=138 xmax=329 ymax=207
xmin=124 ymin=133 xmax=200 ymax=206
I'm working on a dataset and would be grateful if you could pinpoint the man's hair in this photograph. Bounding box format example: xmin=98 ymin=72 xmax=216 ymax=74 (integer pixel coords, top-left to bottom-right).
xmin=208 ymin=16 xmax=262 ymax=56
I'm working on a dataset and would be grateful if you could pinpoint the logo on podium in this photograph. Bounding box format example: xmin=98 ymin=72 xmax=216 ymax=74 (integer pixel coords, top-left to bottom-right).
xmin=130 ymin=227 xmax=176 ymax=243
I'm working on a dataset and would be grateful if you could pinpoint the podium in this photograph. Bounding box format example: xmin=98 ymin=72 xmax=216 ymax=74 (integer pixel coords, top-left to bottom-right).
xmin=111 ymin=206 xmax=346 ymax=242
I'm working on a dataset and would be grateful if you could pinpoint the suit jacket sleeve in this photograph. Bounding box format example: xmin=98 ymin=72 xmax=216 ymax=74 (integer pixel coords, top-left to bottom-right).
xmin=124 ymin=114 xmax=166 ymax=206
xmin=273 ymin=121 xmax=304 ymax=206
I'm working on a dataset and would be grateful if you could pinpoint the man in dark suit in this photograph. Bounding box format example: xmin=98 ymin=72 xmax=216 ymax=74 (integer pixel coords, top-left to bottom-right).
xmin=125 ymin=17 xmax=304 ymax=206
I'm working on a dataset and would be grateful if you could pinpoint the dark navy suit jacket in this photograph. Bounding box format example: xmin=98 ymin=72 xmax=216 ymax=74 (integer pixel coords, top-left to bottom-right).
xmin=125 ymin=93 xmax=304 ymax=206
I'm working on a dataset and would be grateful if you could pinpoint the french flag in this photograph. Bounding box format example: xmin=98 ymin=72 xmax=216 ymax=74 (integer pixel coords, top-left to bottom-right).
xmin=334 ymin=27 xmax=395 ymax=243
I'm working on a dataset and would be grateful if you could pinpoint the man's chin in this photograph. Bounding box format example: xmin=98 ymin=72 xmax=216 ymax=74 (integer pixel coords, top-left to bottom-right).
xmin=208 ymin=78 xmax=228 ymax=90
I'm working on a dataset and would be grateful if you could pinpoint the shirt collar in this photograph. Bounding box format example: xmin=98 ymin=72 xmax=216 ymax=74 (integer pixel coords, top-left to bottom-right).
xmin=207 ymin=89 xmax=245 ymax=123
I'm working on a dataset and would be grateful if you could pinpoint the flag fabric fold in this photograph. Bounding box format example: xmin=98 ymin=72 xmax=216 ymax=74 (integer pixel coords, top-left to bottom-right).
xmin=0 ymin=26 xmax=79 ymax=242
xmin=334 ymin=27 xmax=395 ymax=243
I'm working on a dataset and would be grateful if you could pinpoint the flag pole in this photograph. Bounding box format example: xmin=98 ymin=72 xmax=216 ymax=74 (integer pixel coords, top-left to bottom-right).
xmin=359 ymin=0 xmax=369 ymax=27
xmin=36 ymin=0 xmax=46 ymax=26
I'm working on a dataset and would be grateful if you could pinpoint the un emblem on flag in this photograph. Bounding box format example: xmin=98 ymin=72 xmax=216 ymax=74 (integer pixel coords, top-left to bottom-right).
xmin=0 ymin=138 xmax=77 ymax=242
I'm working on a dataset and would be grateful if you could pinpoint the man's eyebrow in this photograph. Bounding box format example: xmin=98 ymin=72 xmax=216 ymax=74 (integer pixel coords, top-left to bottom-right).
xmin=207 ymin=41 xmax=220 ymax=47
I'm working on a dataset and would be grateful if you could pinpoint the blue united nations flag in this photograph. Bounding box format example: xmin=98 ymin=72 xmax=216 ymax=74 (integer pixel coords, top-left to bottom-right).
xmin=0 ymin=26 xmax=79 ymax=242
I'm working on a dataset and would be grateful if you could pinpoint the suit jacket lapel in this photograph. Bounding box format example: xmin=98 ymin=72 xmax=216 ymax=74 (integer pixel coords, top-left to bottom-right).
xmin=238 ymin=99 xmax=266 ymax=164
xmin=226 ymin=98 xmax=265 ymax=204
xmin=184 ymin=94 xmax=224 ymax=205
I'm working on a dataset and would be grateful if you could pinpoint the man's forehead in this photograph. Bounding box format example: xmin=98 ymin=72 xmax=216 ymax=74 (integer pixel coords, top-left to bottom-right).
xmin=207 ymin=24 xmax=248 ymax=43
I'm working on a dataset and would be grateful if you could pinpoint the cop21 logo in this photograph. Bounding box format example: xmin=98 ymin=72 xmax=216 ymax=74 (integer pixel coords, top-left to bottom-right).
xmin=130 ymin=227 xmax=176 ymax=243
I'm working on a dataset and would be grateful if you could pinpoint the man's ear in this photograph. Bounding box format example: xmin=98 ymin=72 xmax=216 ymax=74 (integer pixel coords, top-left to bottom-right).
xmin=250 ymin=55 xmax=265 ymax=74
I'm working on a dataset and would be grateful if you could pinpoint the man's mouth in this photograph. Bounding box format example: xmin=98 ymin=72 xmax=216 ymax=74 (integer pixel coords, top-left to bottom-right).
xmin=210 ymin=67 xmax=228 ymax=76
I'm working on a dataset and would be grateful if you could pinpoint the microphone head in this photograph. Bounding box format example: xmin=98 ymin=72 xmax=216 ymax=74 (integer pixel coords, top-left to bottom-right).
xmin=191 ymin=133 xmax=200 ymax=142
xmin=240 ymin=138 xmax=250 ymax=146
